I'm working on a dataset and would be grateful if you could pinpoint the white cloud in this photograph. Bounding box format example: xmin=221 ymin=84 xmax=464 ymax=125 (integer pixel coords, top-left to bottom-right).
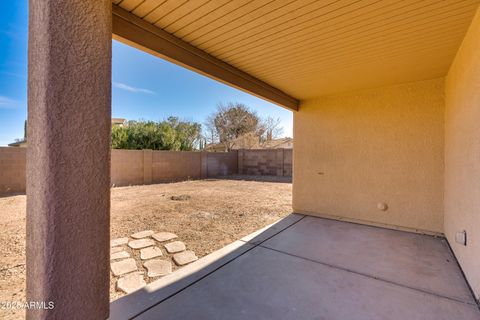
xmin=113 ymin=82 xmax=155 ymax=94
xmin=0 ymin=96 xmax=19 ymax=109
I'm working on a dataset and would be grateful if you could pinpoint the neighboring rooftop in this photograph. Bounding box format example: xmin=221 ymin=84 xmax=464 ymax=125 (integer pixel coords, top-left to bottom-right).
xmin=112 ymin=118 xmax=126 ymax=126
xmin=206 ymin=137 xmax=293 ymax=152
xmin=7 ymin=139 xmax=27 ymax=148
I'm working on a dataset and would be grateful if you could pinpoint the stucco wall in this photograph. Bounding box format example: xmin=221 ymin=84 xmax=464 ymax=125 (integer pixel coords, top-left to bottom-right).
xmin=293 ymin=78 xmax=445 ymax=234
xmin=26 ymin=1 xmax=112 ymax=317
xmin=445 ymin=8 xmax=480 ymax=300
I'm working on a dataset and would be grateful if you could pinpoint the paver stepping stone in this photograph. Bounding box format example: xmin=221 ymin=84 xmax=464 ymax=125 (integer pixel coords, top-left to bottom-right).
xmin=143 ymin=259 xmax=172 ymax=277
xmin=164 ymin=241 xmax=186 ymax=253
xmin=111 ymin=247 xmax=124 ymax=254
xmin=173 ymin=250 xmax=198 ymax=266
xmin=111 ymin=258 xmax=137 ymax=276
xmin=111 ymin=251 xmax=130 ymax=260
xmin=131 ymin=230 xmax=155 ymax=239
xmin=111 ymin=237 xmax=129 ymax=247
xmin=128 ymin=239 xmax=155 ymax=249
xmin=152 ymin=232 xmax=178 ymax=242
xmin=140 ymin=246 xmax=163 ymax=260
xmin=116 ymin=272 xmax=146 ymax=294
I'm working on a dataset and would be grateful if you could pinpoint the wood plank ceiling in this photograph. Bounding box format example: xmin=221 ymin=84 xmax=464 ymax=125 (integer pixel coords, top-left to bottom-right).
xmin=112 ymin=0 xmax=480 ymax=100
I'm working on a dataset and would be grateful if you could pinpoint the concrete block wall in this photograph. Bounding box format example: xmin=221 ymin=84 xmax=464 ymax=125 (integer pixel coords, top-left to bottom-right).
xmin=111 ymin=150 xmax=232 ymax=186
xmin=0 ymin=147 xmax=26 ymax=193
xmin=283 ymin=149 xmax=293 ymax=176
xmin=149 ymin=151 xmax=238 ymax=182
xmin=206 ymin=151 xmax=238 ymax=176
xmin=111 ymin=149 xmax=144 ymax=186
xmin=0 ymin=148 xmax=289 ymax=193
xmin=238 ymin=149 xmax=292 ymax=177
xmin=151 ymin=151 xmax=202 ymax=183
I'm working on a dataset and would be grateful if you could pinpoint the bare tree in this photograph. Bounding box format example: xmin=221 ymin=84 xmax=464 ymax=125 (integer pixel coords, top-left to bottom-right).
xmin=259 ymin=116 xmax=283 ymax=142
xmin=205 ymin=102 xmax=261 ymax=151
xmin=204 ymin=115 xmax=219 ymax=145
xmin=205 ymin=102 xmax=284 ymax=151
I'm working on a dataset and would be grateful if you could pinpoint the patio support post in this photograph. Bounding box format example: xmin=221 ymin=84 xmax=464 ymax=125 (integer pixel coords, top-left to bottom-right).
xmin=26 ymin=0 xmax=112 ymax=318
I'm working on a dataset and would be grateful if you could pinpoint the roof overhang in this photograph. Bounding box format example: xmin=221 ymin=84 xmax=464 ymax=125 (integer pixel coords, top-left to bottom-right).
xmin=112 ymin=5 xmax=299 ymax=111
xmin=112 ymin=0 xmax=480 ymax=105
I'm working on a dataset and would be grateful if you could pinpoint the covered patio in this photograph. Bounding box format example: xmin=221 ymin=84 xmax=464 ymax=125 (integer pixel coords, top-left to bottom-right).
xmin=26 ymin=0 xmax=480 ymax=319
xmin=109 ymin=214 xmax=479 ymax=319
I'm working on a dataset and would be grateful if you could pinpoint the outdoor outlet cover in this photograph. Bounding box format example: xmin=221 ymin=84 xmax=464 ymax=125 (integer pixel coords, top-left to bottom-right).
xmin=455 ymin=230 xmax=467 ymax=246
xmin=377 ymin=202 xmax=388 ymax=211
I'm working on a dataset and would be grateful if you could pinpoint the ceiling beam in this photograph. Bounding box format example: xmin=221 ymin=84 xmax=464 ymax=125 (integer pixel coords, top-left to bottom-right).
xmin=112 ymin=5 xmax=299 ymax=111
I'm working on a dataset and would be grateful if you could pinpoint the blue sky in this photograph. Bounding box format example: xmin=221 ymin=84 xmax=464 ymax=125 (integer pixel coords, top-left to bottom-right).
xmin=0 ymin=2 xmax=292 ymax=147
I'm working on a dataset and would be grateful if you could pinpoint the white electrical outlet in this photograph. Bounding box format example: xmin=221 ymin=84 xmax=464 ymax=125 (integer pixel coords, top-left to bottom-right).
xmin=455 ymin=230 xmax=467 ymax=246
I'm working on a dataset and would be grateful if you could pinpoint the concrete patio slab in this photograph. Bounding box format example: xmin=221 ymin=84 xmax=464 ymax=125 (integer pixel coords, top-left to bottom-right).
xmin=262 ymin=216 xmax=475 ymax=304
xmin=110 ymin=213 xmax=305 ymax=320
xmin=110 ymin=215 xmax=479 ymax=320
xmin=136 ymin=246 xmax=479 ymax=320
xmin=240 ymin=213 xmax=304 ymax=245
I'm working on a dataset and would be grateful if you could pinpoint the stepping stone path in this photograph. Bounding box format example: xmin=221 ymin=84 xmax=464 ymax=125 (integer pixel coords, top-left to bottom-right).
xmin=144 ymin=259 xmax=172 ymax=277
xmin=111 ymin=237 xmax=129 ymax=247
xmin=173 ymin=250 xmax=198 ymax=266
xmin=131 ymin=230 xmax=155 ymax=239
xmin=117 ymin=272 xmax=146 ymax=294
xmin=110 ymin=230 xmax=198 ymax=295
xmin=140 ymin=246 xmax=162 ymax=260
xmin=111 ymin=247 xmax=124 ymax=254
xmin=111 ymin=251 xmax=130 ymax=260
xmin=152 ymin=232 xmax=178 ymax=242
xmin=164 ymin=241 xmax=186 ymax=253
xmin=111 ymin=258 xmax=137 ymax=276
xmin=128 ymin=239 xmax=155 ymax=249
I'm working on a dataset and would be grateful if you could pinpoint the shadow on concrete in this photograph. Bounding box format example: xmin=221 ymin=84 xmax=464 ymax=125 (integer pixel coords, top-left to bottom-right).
xmin=109 ymin=214 xmax=303 ymax=320
xmin=109 ymin=214 xmax=479 ymax=320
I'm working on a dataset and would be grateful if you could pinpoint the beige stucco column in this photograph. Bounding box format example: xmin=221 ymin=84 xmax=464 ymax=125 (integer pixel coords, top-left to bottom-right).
xmin=27 ymin=1 xmax=111 ymax=319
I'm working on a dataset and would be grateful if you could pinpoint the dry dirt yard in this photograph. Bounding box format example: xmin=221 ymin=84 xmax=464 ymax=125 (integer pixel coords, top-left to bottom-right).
xmin=0 ymin=177 xmax=291 ymax=319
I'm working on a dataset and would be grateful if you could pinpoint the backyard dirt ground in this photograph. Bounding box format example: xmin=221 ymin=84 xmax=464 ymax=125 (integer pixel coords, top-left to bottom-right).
xmin=0 ymin=177 xmax=291 ymax=319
